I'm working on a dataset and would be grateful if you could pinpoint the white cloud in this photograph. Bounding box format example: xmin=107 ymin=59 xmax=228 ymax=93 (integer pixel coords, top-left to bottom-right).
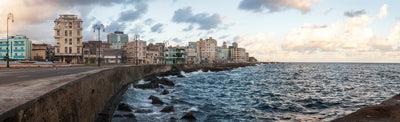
xmin=376 ymin=4 xmax=388 ymax=19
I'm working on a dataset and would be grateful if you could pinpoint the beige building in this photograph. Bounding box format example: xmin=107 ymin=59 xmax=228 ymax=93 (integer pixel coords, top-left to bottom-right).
xmin=31 ymin=44 xmax=49 ymax=61
xmin=54 ymin=15 xmax=83 ymax=64
xmin=146 ymin=43 xmax=164 ymax=64
xmin=197 ymin=37 xmax=217 ymax=63
xmin=124 ymin=40 xmax=147 ymax=64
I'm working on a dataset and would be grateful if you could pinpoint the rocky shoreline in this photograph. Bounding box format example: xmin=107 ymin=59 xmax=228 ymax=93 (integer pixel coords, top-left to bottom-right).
xmin=333 ymin=94 xmax=400 ymax=122
xmin=112 ymin=63 xmax=257 ymax=121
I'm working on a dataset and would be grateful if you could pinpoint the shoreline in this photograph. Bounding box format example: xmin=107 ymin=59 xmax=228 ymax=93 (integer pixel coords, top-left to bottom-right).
xmin=333 ymin=94 xmax=400 ymax=121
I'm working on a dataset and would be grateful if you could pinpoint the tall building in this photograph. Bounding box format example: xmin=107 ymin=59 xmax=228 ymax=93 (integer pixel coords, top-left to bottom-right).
xmin=197 ymin=37 xmax=217 ymax=63
xmin=108 ymin=31 xmax=128 ymax=49
xmin=0 ymin=35 xmax=32 ymax=60
xmin=186 ymin=42 xmax=199 ymax=64
xmin=124 ymin=40 xmax=146 ymax=64
xmin=165 ymin=46 xmax=186 ymax=64
xmin=54 ymin=14 xmax=83 ymax=64
xmin=228 ymin=42 xmax=247 ymax=62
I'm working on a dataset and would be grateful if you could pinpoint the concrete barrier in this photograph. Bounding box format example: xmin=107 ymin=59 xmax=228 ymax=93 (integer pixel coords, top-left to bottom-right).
xmin=0 ymin=63 xmax=255 ymax=122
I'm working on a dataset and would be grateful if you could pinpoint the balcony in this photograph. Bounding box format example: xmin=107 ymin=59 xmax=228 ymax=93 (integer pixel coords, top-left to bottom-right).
xmin=0 ymin=49 xmax=9 ymax=52
xmin=14 ymin=44 xmax=25 ymax=46
xmin=14 ymin=49 xmax=25 ymax=52
xmin=13 ymin=56 xmax=25 ymax=58
xmin=0 ymin=44 xmax=9 ymax=46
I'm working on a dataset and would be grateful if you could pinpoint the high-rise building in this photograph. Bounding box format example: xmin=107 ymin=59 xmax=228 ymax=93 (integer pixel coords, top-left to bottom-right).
xmin=54 ymin=15 xmax=83 ymax=64
xmin=0 ymin=35 xmax=32 ymax=60
xmin=197 ymin=37 xmax=217 ymax=63
xmin=108 ymin=31 xmax=128 ymax=49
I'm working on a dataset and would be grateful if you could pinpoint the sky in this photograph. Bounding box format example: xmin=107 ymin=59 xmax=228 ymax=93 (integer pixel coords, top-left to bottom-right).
xmin=0 ymin=0 xmax=399 ymax=63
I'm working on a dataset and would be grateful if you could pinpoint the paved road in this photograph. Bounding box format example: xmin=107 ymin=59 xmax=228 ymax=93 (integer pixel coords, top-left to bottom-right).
xmin=0 ymin=66 xmax=124 ymax=85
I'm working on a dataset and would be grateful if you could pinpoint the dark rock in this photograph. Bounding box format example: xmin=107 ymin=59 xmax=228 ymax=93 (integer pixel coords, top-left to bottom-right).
xmin=177 ymin=75 xmax=185 ymax=78
xmin=124 ymin=113 xmax=136 ymax=118
xmin=113 ymin=114 xmax=123 ymax=117
xmin=135 ymin=109 xmax=153 ymax=113
xmin=169 ymin=117 xmax=178 ymax=122
xmin=161 ymin=89 xmax=169 ymax=95
xmin=158 ymin=78 xmax=175 ymax=86
xmin=181 ymin=111 xmax=196 ymax=120
xmin=148 ymin=95 xmax=164 ymax=104
xmin=134 ymin=82 xmax=159 ymax=89
xmin=160 ymin=105 xmax=175 ymax=113
xmin=117 ymin=103 xmax=133 ymax=112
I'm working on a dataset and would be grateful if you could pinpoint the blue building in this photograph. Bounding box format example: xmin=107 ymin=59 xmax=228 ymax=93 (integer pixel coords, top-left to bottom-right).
xmin=0 ymin=35 xmax=32 ymax=60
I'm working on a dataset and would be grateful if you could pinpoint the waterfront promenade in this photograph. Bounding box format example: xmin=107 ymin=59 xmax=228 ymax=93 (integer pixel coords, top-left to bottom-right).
xmin=0 ymin=65 xmax=125 ymax=115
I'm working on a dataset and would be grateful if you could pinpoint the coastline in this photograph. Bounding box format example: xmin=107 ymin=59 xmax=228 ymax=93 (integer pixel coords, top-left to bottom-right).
xmin=333 ymin=94 xmax=400 ymax=121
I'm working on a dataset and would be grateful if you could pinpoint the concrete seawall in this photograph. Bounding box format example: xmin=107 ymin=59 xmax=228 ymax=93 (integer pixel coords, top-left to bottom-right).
xmin=0 ymin=63 xmax=255 ymax=122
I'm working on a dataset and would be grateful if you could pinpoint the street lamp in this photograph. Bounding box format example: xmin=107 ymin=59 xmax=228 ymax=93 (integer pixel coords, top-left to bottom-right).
xmin=6 ymin=13 xmax=14 ymax=68
xmin=93 ymin=24 xmax=105 ymax=67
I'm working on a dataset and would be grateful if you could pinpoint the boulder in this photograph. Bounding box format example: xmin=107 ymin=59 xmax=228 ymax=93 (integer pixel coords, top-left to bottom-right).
xmin=148 ymin=95 xmax=164 ymax=105
xmin=117 ymin=103 xmax=133 ymax=112
xmin=160 ymin=105 xmax=175 ymax=113
xmin=181 ymin=111 xmax=196 ymax=120
xmin=134 ymin=82 xmax=159 ymax=89
xmin=135 ymin=109 xmax=153 ymax=113
xmin=157 ymin=78 xmax=175 ymax=86
xmin=124 ymin=113 xmax=136 ymax=118
xmin=160 ymin=89 xmax=169 ymax=95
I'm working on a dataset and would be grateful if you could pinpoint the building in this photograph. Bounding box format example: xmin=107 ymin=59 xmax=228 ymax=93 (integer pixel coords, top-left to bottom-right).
xmin=54 ymin=14 xmax=83 ymax=64
xmin=165 ymin=46 xmax=186 ymax=64
xmin=0 ymin=35 xmax=32 ymax=60
xmin=228 ymin=42 xmax=247 ymax=62
xmin=108 ymin=31 xmax=128 ymax=49
xmin=124 ymin=40 xmax=146 ymax=64
xmin=186 ymin=42 xmax=199 ymax=64
xmin=146 ymin=43 xmax=165 ymax=64
xmin=103 ymin=49 xmax=122 ymax=64
xmin=32 ymin=43 xmax=49 ymax=61
xmin=197 ymin=37 xmax=217 ymax=63
xmin=82 ymin=41 xmax=110 ymax=64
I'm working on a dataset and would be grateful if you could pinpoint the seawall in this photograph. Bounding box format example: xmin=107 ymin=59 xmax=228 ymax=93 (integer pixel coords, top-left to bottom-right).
xmin=0 ymin=63 xmax=255 ymax=122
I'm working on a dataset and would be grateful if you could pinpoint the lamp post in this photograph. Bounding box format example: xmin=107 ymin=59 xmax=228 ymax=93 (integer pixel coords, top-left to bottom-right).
xmin=6 ymin=13 xmax=14 ymax=68
xmin=93 ymin=24 xmax=104 ymax=67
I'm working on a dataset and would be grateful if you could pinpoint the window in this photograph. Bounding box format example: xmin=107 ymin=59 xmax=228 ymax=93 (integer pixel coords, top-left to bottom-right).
xmin=77 ymin=23 xmax=81 ymax=28
xmin=69 ymin=22 xmax=72 ymax=28
xmin=15 ymin=47 xmax=17 ymax=49
xmin=57 ymin=30 xmax=60 ymax=36
xmin=65 ymin=39 xmax=67 ymax=44
xmin=65 ymin=31 xmax=68 ymax=36
xmin=0 ymin=42 xmax=2 ymax=44
xmin=69 ymin=47 xmax=72 ymax=53
xmin=77 ymin=38 xmax=80 ymax=44
xmin=57 ymin=48 xmax=60 ymax=53
xmin=65 ymin=47 xmax=67 ymax=53
xmin=69 ymin=30 xmax=72 ymax=36
xmin=21 ymin=47 xmax=23 ymax=49
xmin=0 ymin=53 xmax=2 ymax=56
xmin=69 ymin=39 xmax=72 ymax=45
xmin=21 ymin=53 xmax=23 ymax=56
xmin=77 ymin=47 xmax=80 ymax=53
xmin=77 ymin=30 xmax=80 ymax=36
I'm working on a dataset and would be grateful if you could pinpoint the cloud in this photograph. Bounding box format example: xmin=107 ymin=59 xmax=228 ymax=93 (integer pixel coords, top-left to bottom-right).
xmin=376 ymin=4 xmax=388 ymax=19
xmin=151 ymin=23 xmax=164 ymax=33
xmin=105 ymin=21 xmax=126 ymax=33
xmin=144 ymin=18 xmax=154 ymax=25
xmin=118 ymin=1 xmax=148 ymax=22
xmin=344 ymin=10 xmax=366 ymax=17
xmin=219 ymin=35 xmax=229 ymax=39
xmin=183 ymin=25 xmax=194 ymax=31
xmin=172 ymin=7 xmax=223 ymax=30
xmin=320 ymin=8 xmax=332 ymax=15
xmin=172 ymin=37 xmax=183 ymax=42
xmin=238 ymin=0 xmax=321 ymax=13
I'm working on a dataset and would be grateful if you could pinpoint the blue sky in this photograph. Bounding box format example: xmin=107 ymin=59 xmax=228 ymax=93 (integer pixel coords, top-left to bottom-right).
xmin=0 ymin=0 xmax=399 ymax=62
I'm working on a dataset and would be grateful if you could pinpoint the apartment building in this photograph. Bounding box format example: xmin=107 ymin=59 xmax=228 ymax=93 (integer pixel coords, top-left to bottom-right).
xmin=125 ymin=40 xmax=146 ymax=64
xmin=0 ymin=35 xmax=32 ymax=60
xmin=197 ymin=37 xmax=217 ymax=63
xmin=54 ymin=14 xmax=83 ymax=64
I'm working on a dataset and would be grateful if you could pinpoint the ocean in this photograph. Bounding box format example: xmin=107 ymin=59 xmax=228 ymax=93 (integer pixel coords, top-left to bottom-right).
xmin=112 ymin=63 xmax=400 ymax=121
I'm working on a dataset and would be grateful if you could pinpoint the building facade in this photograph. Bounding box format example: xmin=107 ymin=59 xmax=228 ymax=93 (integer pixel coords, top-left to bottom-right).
xmin=54 ymin=14 xmax=83 ymax=64
xmin=124 ymin=40 xmax=146 ymax=64
xmin=82 ymin=41 xmax=110 ymax=64
xmin=103 ymin=49 xmax=122 ymax=64
xmin=32 ymin=43 xmax=49 ymax=61
xmin=146 ymin=43 xmax=165 ymax=64
xmin=0 ymin=35 xmax=32 ymax=60
xmin=165 ymin=46 xmax=186 ymax=64
xmin=197 ymin=37 xmax=217 ymax=63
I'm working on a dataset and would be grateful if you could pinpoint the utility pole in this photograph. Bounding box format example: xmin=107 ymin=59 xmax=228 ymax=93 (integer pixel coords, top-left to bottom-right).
xmin=93 ymin=24 xmax=105 ymax=67
xmin=6 ymin=13 xmax=14 ymax=68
